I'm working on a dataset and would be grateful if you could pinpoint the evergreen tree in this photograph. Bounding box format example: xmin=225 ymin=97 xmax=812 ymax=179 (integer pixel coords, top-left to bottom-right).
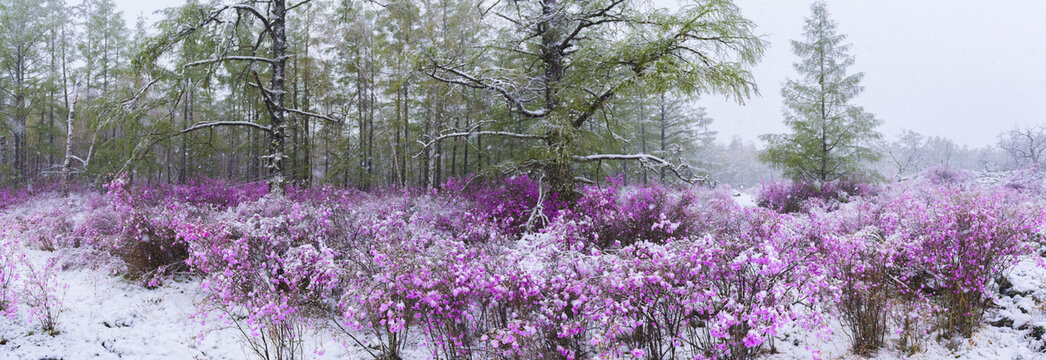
xmin=760 ymin=1 xmax=881 ymax=182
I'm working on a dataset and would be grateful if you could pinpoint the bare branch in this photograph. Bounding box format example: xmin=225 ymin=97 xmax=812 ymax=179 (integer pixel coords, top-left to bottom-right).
xmin=287 ymin=0 xmax=313 ymax=12
xmin=227 ymin=4 xmax=272 ymax=27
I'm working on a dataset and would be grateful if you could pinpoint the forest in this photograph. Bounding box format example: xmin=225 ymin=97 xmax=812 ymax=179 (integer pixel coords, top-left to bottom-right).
xmin=0 ymin=0 xmax=1044 ymax=359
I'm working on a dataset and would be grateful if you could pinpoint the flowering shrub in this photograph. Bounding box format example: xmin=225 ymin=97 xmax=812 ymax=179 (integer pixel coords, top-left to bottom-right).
xmin=1003 ymin=168 xmax=1046 ymax=196
xmin=455 ymin=175 xmax=568 ymax=235
xmin=511 ymin=196 xmax=829 ymax=360
xmin=20 ymin=257 xmax=65 ymax=335
xmin=921 ymin=166 xmax=972 ymax=186
xmin=884 ymin=186 xmax=1042 ymax=338
xmin=0 ymin=236 xmax=19 ymax=318
xmin=564 ymin=183 xmax=699 ymax=248
xmin=810 ymin=203 xmax=898 ymax=355
xmin=806 ymin=180 xmax=1045 ymax=355
xmin=130 ymin=178 xmax=269 ymax=209
xmin=181 ymin=196 xmax=342 ymax=360
xmin=2 ymin=172 xmax=1043 ymax=358
xmin=758 ymin=179 xmax=876 ymax=213
xmin=19 ymin=206 xmax=77 ymax=251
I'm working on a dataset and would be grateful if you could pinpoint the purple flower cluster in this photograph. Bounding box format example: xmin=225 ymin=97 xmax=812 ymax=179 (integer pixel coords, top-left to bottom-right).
xmin=757 ymin=178 xmax=877 ymax=213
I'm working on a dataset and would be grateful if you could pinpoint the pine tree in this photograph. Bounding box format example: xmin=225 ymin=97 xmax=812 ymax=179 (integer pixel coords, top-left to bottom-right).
xmin=760 ymin=1 xmax=881 ymax=182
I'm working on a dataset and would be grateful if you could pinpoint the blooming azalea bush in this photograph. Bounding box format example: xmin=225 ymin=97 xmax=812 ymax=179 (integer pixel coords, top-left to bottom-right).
xmin=563 ymin=182 xmax=700 ymax=248
xmin=450 ymin=175 xmax=568 ymax=235
xmin=808 ymin=202 xmax=913 ymax=355
xmin=179 ymin=195 xmax=343 ymax=359
xmin=921 ymin=166 xmax=972 ymax=186
xmin=1 ymin=169 xmax=1043 ymax=359
xmin=881 ymin=185 xmax=1042 ymax=338
xmin=803 ymin=175 xmax=1046 ymax=354
xmin=0 ymin=235 xmax=20 ymax=318
xmin=758 ymin=178 xmax=877 ymax=214
xmin=20 ymin=256 xmax=65 ymax=335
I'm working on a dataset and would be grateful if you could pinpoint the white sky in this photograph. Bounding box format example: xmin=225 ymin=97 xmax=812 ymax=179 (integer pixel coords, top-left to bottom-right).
xmin=693 ymin=0 xmax=1046 ymax=148
xmin=113 ymin=0 xmax=1046 ymax=148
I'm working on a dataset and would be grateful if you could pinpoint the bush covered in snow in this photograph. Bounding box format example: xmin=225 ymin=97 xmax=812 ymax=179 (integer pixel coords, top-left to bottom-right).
xmin=757 ymin=178 xmax=877 ymax=213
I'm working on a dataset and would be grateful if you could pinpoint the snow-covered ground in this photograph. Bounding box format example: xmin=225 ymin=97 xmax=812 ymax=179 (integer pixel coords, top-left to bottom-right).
xmin=0 ymin=246 xmax=387 ymax=360
xmin=0 ymin=196 xmax=376 ymax=360
xmin=765 ymin=257 xmax=1046 ymax=360
xmin=733 ymin=189 xmax=758 ymax=208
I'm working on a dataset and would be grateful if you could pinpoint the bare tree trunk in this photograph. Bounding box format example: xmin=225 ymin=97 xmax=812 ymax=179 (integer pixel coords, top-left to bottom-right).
xmin=451 ymin=117 xmax=459 ymax=178
xmin=180 ymin=79 xmax=190 ymax=183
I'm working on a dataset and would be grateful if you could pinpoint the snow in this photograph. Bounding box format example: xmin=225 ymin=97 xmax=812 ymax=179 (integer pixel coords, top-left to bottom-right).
xmin=0 ymin=246 xmax=393 ymax=360
xmin=0 ymin=197 xmax=389 ymax=360
xmin=0 ymin=249 xmax=242 ymax=359
xmin=734 ymin=190 xmax=758 ymax=208
xmin=766 ymin=257 xmax=1046 ymax=360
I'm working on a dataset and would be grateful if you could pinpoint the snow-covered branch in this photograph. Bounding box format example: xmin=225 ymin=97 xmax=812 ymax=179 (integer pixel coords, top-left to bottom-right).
xmin=572 ymin=153 xmax=704 ymax=184
xmin=285 ymin=108 xmax=340 ymax=123
xmin=414 ymin=130 xmax=546 ymax=158
xmin=121 ymin=78 xmax=162 ymax=111
xmin=184 ymin=56 xmax=276 ymax=68
xmin=573 ymin=153 xmax=675 ymax=164
xmin=428 ymin=63 xmax=549 ymax=118
xmin=179 ymin=121 xmax=272 ymax=135
xmin=69 ymin=155 xmax=87 ymax=167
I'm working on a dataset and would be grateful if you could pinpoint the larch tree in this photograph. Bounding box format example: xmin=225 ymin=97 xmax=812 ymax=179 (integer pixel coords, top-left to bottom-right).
xmin=759 ymin=1 xmax=881 ymax=182
xmin=425 ymin=0 xmax=765 ymax=200
xmin=0 ymin=0 xmax=46 ymax=178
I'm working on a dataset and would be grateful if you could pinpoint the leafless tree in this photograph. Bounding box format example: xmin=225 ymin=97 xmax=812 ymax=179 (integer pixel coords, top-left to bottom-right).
xmin=998 ymin=125 xmax=1046 ymax=169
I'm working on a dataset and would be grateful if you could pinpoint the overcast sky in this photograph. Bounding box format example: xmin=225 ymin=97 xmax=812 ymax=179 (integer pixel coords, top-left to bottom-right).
xmin=112 ymin=0 xmax=1046 ymax=148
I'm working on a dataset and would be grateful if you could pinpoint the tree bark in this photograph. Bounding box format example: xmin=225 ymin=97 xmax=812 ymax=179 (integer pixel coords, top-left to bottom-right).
xmin=61 ymin=81 xmax=80 ymax=197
